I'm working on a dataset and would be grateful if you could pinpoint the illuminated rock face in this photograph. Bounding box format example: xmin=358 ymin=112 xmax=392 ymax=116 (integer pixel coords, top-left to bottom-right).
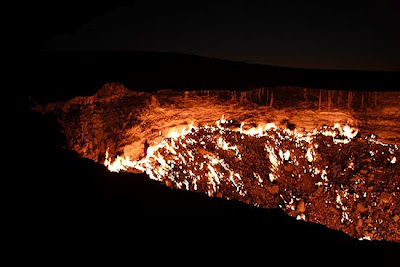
xmin=37 ymin=83 xmax=400 ymax=242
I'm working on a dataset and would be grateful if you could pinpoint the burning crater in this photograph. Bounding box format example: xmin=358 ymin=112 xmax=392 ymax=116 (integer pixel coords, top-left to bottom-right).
xmin=36 ymin=83 xmax=400 ymax=242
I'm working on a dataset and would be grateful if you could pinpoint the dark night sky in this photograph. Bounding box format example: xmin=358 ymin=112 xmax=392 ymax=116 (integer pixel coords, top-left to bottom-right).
xmin=42 ymin=0 xmax=400 ymax=71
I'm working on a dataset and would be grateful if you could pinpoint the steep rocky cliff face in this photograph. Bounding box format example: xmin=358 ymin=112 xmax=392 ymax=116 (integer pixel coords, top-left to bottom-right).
xmin=36 ymin=82 xmax=400 ymax=163
xmin=35 ymin=83 xmax=151 ymax=162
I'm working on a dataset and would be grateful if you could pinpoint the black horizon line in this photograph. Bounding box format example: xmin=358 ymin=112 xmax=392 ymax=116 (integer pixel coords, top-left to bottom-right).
xmin=38 ymin=49 xmax=400 ymax=74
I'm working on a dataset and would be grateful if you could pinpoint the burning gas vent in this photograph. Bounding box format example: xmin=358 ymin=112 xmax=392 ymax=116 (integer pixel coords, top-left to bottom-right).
xmin=36 ymin=82 xmax=400 ymax=242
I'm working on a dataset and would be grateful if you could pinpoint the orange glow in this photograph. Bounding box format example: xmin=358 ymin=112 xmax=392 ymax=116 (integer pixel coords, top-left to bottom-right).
xmin=104 ymin=116 xmax=362 ymax=179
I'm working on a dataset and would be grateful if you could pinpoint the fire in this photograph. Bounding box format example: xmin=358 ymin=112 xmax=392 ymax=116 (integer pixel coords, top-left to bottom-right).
xmin=305 ymin=147 xmax=314 ymax=162
xmin=167 ymin=122 xmax=197 ymax=139
xmin=104 ymin=150 xmax=138 ymax=173
xmin=35 ymin=84 xmax=400 ymax=242
xmin=104 ymin=116 xmax=362 ymax=179
xmin=319 ymin=123 xmax=359 ymax=144
xmin=103 ymin=115 xmax=399 ymax=242
xmin=36 ymin=84 xmax=400 ymax=242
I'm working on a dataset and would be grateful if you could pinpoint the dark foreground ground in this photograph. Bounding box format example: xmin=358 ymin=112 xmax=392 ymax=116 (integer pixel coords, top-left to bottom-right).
xmin=25 ymin=51 xmax=399 ymax=264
